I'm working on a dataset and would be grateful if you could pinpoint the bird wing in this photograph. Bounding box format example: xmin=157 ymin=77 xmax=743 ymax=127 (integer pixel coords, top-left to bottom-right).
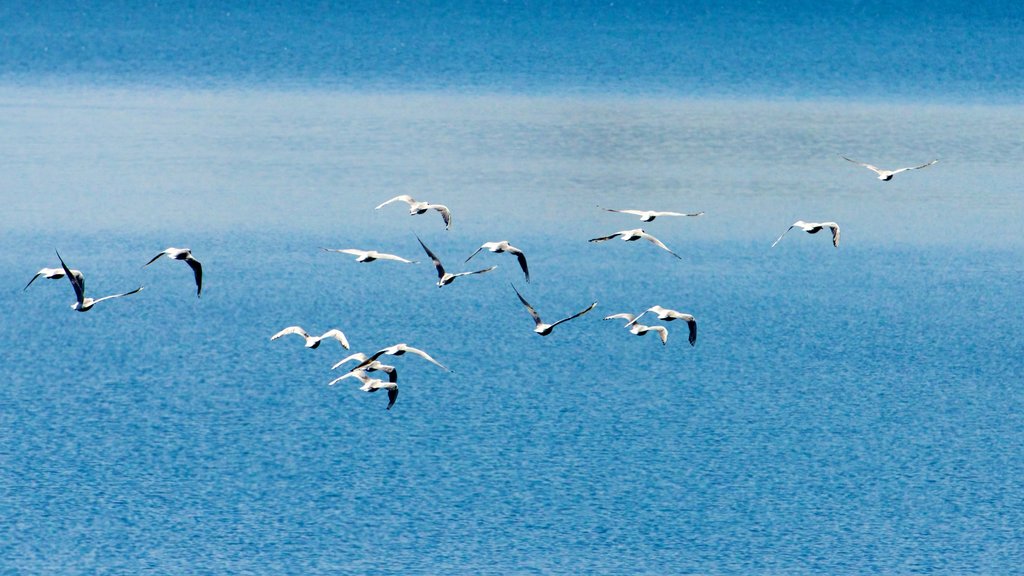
xmin=327 ymin=371 xmax=364 ymax=386
xmin=891 ymin=159 xmax=938 ymax=174
xmin=603 ymin=312 xmax=636 ymax=323
xmin=331 ymin=352 xmax=369 ymax=370
xmin=549 ymin=301 xmax=598 ymax=329
xmin=464 ymin=246 xmax=485 ymax=263
xmin=450 ymin=265 xmax=497 ymax=279
xmin=23 ymin=271 xmax=45 ymax=291
xmin=513 ymin=250 xmax=530 ymax=282
xmin=375 ymin=252 xmax=417 ymax=263
xmin=429 ymin=204 xmax=452 ymax=229
xmin=400 ymin=345 xmax=449 ymax=371
xmin=825 ymin=222 xmax=841 ymax=247
xmin=416 ymin=236 xmax=447 ymax=280
xmin=184 ymin=255 xmax=203 ymax=297
xmin=649 ymin=325 xmax=669 ymax=345
xmin=320 ymin=329 xmax=350 ymax=349
xmin=321 ymin=248 xmax=365 ymax=256
xmin=56 ymin=251 xmax=85 ymax=307
xmin=771 ymin=224 xmax=797 ymax=248
xmin=640 ymin=232 xmax=682 ymax=259
xmin=841 ymin=156 xmax=883 ymax=175
xmin=367 ymin=362 xmax=398 ymax=383
xmin=511 ymin=283 xmax=543 ymax=327
xmin=386 ymin=387 xmax=398 ymax=410
xmin=602 ymin=208 xmax=643 ymax=217
xmin=685 ymin=318 xmax=697 ymax=346
xmin=653 ymin=211 xmax=704 ymax=217
xmin=91 ymin=286 xmax=144 ymax=305
xmin=271 ymin=326 xmax=309 ymax=340
xmin=143 ymin=251 xmax=168 ymax=267
xmin=623 ymin=310 xmax=648 ymax=327
xmin=375 ymin=195 xmax=414 ymax=209
xmin=589 ymin=231 xmax=624 ymax=243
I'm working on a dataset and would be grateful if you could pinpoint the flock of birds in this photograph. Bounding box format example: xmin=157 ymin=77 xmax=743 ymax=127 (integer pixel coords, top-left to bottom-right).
xmin=28 ymin=156 xmax=936 ymax=410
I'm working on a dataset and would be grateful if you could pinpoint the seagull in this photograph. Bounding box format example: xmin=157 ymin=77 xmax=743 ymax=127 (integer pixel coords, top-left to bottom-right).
xmin=417 ymin=236 xmax=496 ymax=287
xmin=320 ymin=248 xmax=418 ymax=264
xmin=588 ymin=229 xmax=682 ymax=259
xmin=144 ymin=247 xmax=203 ymax=297
xmin=841 ymin=156 xmax=938 ymax=181
xmin=512 ymin=283 xmax=596 ymax=336
xmin=376 ymin=194 xmax=452 ymax=230
xmin=328 ymin=362 xmax=397 ymax=385
xmin=56 ymin=251 xmax=143 ymax=312
xmin=465 ymin=241 xmax=530 ymax=282
xmin=350 ymin=343 xmax=449 ymax=372
xmin=600 ymin=207 xmax=705 ymax=222
xmin=270 ymin=326 xmax=350 ymax=349
xmin=626 ymin=306 xmax=697 ymax=346
xmin=603 ymin=313 xmax=669 ymax=344
xmin=24 ymin=267 xmax=84 ymax=291
xmin=334 ymin=370 xmax=400 ymax=410
xmin=772 ymin=220 xmax=841 ymax=248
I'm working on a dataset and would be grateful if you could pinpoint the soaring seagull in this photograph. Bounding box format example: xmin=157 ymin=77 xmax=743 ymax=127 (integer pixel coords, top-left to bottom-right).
xmin=465 ymin=241 xmax=530 ymax=282
xmin=841 ymin=156 xmax=938 ymax=181
xmin=626 ymin=306 xmax=697 ymax=346
xmin=417 ymin=235 xmax=496 ymax=287
xmin=376 ymin=194 xmax=452 ymax=230
xmin=320 ymin=248 xmax=418 ymax=264
xmin=25 ymin=267 xmax=84 ymax=291
xmin=334 ymin=370 xmax=400 ymax=410
xmin=588 ymin=228 xmax=682 ymax=259
xmin=144 ymin=247 xmax=203 ymax=297
xmin=512 ymin=283 xmax=596 ymax=336
xmin=600 ymin=207 xmax=704 ymax=222
xmin=56 ymin=251 xmax=143 ymax=312
xmin=772 ymin=220 xmax=841 ymax=248
xmin=270 ymin=326 xmax=350 ymax=349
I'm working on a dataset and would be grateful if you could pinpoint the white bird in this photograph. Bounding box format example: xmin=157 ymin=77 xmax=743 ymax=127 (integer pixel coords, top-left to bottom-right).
xmin=841 ymin=156 xmax=938 ymax=181
xmin=465 ymin=241 xmax=530 ymax=282
xmin=772 ymin=220 xmax=841 ymax=248
xmin=626 ymin=306 xmax=697 ymax=346
xmin=24 ymin=267 xmax=84 ymax=291
xmin=603 ymin=313 xmax=669 ymax=344
xmin=270 ymin=326 xmax=350 ymax=349
xmin=512 ymin=283 xmax=596 ymax=336
xmin=328 ymin=362 xmax=397 ymax=385
xmin=601 ymin=207 xmax=705 ymax=222
xmin=351 ymin=343 xmax=449 ymax=372
xmin=376 ymin=194 xmax=452 ymax=230
xmin=144 ymin=247 xmax=203 ymax=297
xmin=320 ymin=248 xmax=418 ymax=264
xmin=588 ymin=228 xmax=682 ymax=259
xmin=56 ymin=251 xmax=143 ymax=312
xmin=417 ymin=236 xmax=496 ymax=287
xmin=335 ymin=370 xmax=400 ymax=410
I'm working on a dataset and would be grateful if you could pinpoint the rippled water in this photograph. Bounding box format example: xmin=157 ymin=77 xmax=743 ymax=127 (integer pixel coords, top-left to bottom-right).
xmin=1 ymin=88 xmax=1023 ymax=573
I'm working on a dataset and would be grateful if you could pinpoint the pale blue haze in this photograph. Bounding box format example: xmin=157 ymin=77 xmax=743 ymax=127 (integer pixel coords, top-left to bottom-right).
xmin=1 ymin=2 xmax=1023 ymax=574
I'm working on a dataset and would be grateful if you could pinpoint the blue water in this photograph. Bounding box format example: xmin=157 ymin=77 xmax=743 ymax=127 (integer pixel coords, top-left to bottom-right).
xmin=2 ymin=2 xmax=1024 ymax=573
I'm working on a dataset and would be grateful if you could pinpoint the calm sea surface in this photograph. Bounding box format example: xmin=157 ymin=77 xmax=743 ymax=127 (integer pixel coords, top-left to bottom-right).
xmin=2 ymin=1 xmax=1024 ymax=573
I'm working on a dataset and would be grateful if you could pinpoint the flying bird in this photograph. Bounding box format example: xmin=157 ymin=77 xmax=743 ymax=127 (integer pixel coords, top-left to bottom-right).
xmin=512 ymin=283 xmax=596 ymax=336
xmin=270 ymin=326 xmax=350 ymax=349
xmin=376 ymin=194 xmax=452 ymax=229
xmin=56 ymin=251 xmax=143 ymax=312
xmin=144 ymin=247 xmax=203 ymax=297
xmin=350 ymin=343 xmax=449 ymax=373
xmin=588 ymin=228 xmax=682 ymax=259
xmin=772 ymin=220 xmax=841 ymax=248
xmin=600 ymin=207 xmax=704 ymax=222
xmin=465 ymin=241 xmax=530 ymax=282
xmin=626 ymin=306 xmax=697 ymax=346
xmin=603 ymin=313 xmax=669 ymax=344
xmin=24 ymin=267 xmax=84 ymax=291
xmin=417 ymin=236 xmax=496 ymax=287
xmin=320 ymin=248 xmax=417 ymax=264
xmin=841 ymin=156 xmax=938 ymax=181
xmin=334 ymin=370 xmax=400 ymax=410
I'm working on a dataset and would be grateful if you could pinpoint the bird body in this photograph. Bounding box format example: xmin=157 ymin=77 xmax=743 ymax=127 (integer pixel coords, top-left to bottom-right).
xmin=271 ymin=326 xmax=350 ymax=349
xmin=465 ymin=241 xmax=530 ymax=282
xmin=627 ymin=306 xmax=696 ymax=346
xmin=601 ymin=208 xmax=704 ymax=222
xmin=376 ymin=195 xmax=452 ymax=229
xmin=417 ymin=236 xmax=496 ymax=287
xmin=772 ymin=220 xmax=841 ymax=248
xmin=25 ymin=267 xmax=84 ymax=291
xmin=144 ymin=247 xmax=203 ymax=297
xmin=512 ymin=284 xmax=596 ymax=336
xmin=320 ymin=248 xmax=417 ymax=264
xmin=589 ymin=228 xmax=682 ymax=259
xmin=56 ymin=251 xmax=143 ymax=312
xmin=841 ymin=156 xmax=937 ymax=181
